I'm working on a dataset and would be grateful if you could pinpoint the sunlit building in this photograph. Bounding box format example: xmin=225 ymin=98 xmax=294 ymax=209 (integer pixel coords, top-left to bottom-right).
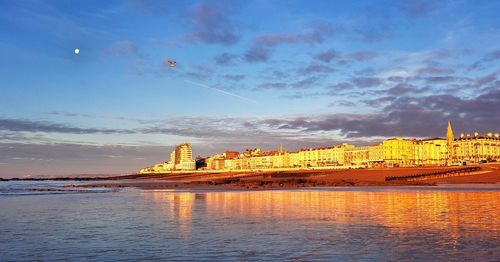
xmin=451 ymin=132 xmax=500 ymax=164
xmin=293 ymin=145 xmax=346 ymax=167
xmin=139 ymin=121 xmax=499 ymax=173
xmin=368 ymin=144 xmax=384 ymax=167
xmin=206 ymin=151 xmax=239 ymax=170
xmin=383 ymin=137 xmax=417 ymax=167
xmin=173 ymin=143 xmax=196 ymax=170
xmin=418 ymin=138 xmax=448 ymax=165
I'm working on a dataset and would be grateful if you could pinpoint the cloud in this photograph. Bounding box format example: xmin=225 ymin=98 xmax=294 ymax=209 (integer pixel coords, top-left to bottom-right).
xmin=401 ymin=0 xmax=439 ymax=17
xmin=244 ymin=46 xmax=271 ymax=62
xmin=329 ymin=100 xmax=356 ymax=107
xmin=424 ymin=76 xmax=462 ymax=84
xmin=260 ymin=70 xmax=290 ymax=80
xmin=348 ymin=51 xmax=378 ymax=61
xmin=430 ymin=49 xmax=472 ymax=59
xmin=0 ymin=142 xmax=170 ymax=177
xmin=386 ymin=83 xmax=420 ymax=95
xmin=0 ymin=118 xmax=132 ymax=134
xmin=328 ymin=82 xmax=354 ymax=90
xmin=105 ymin=40 xmax=139 ymax=55
xmin=213 ymin=53 xmax=238 ymax=65
xmin=298 ymin=64 xmax=336 ymax=75
xmin=416 ymin=66 xmax=454 ymax=75
xmin=184 ymin=3 xmax=240 ymax=45
xmin=253 ymin=22 xmax=339 ymax=47
xmin=351 ymin=77 xmax=383 ymax=88
xmin=256 ymin=82 xmax=288 ymax=90
xmin=255 ymin=75 xmax=324 ymax=90
xmin=362 ymin=96 xmax=396 ymax=107
xmin=257 ymin=88 xmax=500 ymax=138
xmin=470 ymin=49 xmax=500 ymax=70
xmin=474 ymin=72 xmax=498 ymax=86
xmin=184 ymin=65 xmax=213 ymax=80
xmin=314 ymin=49 xmax=339 ymax=62
xmin=480 ymin=49 xmax=500 ymax=63
xmin=224 ymin=74 xmax=246 ymax=81
xmin=254 ymin=32 xmax=323 ymax=46
xmin=46 ymin=112 xmax=92 ymax=118
xmin=291 ymin=75 xmax=323 ymax=89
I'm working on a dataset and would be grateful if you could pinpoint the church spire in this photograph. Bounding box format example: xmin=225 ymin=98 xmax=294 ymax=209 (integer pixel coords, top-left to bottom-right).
xmin=446 ymin=120 xmax=454 ymax=144
xmin=446 ymin=121 xmax=454 ymax=165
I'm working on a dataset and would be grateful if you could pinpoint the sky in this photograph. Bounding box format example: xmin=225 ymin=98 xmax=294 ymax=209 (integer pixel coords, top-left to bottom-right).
xmin=0 ymin=0 xmax=499 ymax=177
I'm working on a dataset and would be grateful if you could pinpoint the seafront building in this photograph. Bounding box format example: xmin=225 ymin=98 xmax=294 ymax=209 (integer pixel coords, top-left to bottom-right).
xmin=451 ymin=132 xmax=500 ymax=164
xmin=139 ymin=121 xmax=500 ymax=174
xmin=139 ymin=143 xmax=195 ymax=174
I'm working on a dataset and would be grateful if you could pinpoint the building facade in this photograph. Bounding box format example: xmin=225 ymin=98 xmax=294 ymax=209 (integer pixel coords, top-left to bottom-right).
xmin=174 ymin=143 xmax=195 ymax=170
xmin=451 ymin=132 xmax=500 ymax=164
xmin=139 ymin=122 xmax=500 ymax=173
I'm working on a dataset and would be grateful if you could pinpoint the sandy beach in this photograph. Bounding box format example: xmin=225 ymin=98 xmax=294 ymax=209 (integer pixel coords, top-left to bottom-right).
xmin=72 ymin=165 xmax=499 ymax=190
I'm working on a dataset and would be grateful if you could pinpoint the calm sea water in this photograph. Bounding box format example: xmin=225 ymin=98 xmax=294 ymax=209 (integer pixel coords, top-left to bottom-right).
xmin=0 ymin=181 xmax=499 ymax=261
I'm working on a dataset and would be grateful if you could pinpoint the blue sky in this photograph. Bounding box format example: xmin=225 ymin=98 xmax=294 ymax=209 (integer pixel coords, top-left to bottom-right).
xmin=1 ymin=0 xmax=499 ymax=177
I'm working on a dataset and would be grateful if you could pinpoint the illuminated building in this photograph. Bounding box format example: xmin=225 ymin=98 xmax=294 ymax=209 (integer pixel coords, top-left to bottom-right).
xmin=206 ymin=151 xmax=239 ymax=170
xmin=368 ymin=144 xmax=384 ymax=167
xmin=138 ymin=121 xmax=499 ymax=173
xmin=418 ymin=138 xmax=448 ymax=165
xmin=383 ymin=137 xmax=417 ymax=167
xmin=451 ymin=132 xmax=500 ymax=164
xmin=174 ymin=143 xmax=195 ymax=170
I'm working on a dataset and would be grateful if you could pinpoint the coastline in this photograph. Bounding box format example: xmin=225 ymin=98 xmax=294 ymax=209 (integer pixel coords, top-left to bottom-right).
xmin=4 ymin=165 xmax=498 ymax=191
xmin=76 ymin=165 xmax=499 ymax=190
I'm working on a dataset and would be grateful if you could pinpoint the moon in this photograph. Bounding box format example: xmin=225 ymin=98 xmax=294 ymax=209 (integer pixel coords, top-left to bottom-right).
xmin=74 ymin=48 xmax=80 ymax=55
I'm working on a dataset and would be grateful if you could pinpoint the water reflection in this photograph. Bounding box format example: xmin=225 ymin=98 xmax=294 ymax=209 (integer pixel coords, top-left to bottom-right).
xmin=2 ymin=186 xmax=498 ymax=260
xmin=143 ymin=189 xmax=499 ymax=244
xmin=145 ymin=191 xmax=196 ymax=239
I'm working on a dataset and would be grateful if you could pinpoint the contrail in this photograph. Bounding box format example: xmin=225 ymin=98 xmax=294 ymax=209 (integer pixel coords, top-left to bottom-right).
xmin=183 ymin=79 xmax=258 ymax=104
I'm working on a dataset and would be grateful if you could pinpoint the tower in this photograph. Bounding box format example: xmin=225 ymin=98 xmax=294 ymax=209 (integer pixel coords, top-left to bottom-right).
xmin=446 ymin=121 xmax=454 ymax=164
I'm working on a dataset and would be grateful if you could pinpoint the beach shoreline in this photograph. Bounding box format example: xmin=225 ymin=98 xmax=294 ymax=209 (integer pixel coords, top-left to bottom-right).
xmin=72 ymin=165 xmax=499 ymax=190
xmin=4 ymin=165 xmax=498 ymax=190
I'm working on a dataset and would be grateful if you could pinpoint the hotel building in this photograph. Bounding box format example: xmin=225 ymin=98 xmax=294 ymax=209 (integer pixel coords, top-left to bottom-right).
xmin=139 ymin=143 xmax=195 ymax=174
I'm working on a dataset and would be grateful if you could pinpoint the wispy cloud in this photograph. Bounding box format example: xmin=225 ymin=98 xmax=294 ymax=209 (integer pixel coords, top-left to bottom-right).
xmin=184 ymin=2 xmax=240 ymax=46
xmin=400 ymin=0 xmax=440 ymax=17
xmin=253 ymin=21 xmax=339 ymax=47
xmin=0 ymin=118 xmax=133 ymax=134
xmin=348 ymin=51 xmax=378 ymax=61
xmin=298 ymin=64 xmax=336 ymax=75
xmin=314 ymin=49 xmax=339 ymax=63
xmin=470 ymin=49 xmax=500 ymax=70
xmin=244 ymin=46 xmax=271 ymax=63
xmin=105 ymin=40 xmax=139 ymax=56
xmin=213 ymin=53 xmax=238 ymax=66
xmin=223 ymin=74 xmax=246 ymax=81
xmin=351 ymin=77 xmax=383 ymax=88
xmin=46 ymin=112 xmax=92 ymax=118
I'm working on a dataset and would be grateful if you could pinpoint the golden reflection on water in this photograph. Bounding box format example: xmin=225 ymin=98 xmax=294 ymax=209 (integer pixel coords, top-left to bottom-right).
xmin=146 ymin=191 xmax=195 ymax=239
xmin=142 ymin=189 xmax=500 ymax=241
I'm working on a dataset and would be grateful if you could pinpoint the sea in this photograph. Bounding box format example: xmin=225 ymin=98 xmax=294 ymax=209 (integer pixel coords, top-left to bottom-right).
xmin=0 ymin=181 xmax=499 ymax=261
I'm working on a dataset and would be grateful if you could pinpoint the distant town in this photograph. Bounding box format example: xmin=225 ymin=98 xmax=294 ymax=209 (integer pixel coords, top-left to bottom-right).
xmin=139 ymin=121 xmax=500 ymax=174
